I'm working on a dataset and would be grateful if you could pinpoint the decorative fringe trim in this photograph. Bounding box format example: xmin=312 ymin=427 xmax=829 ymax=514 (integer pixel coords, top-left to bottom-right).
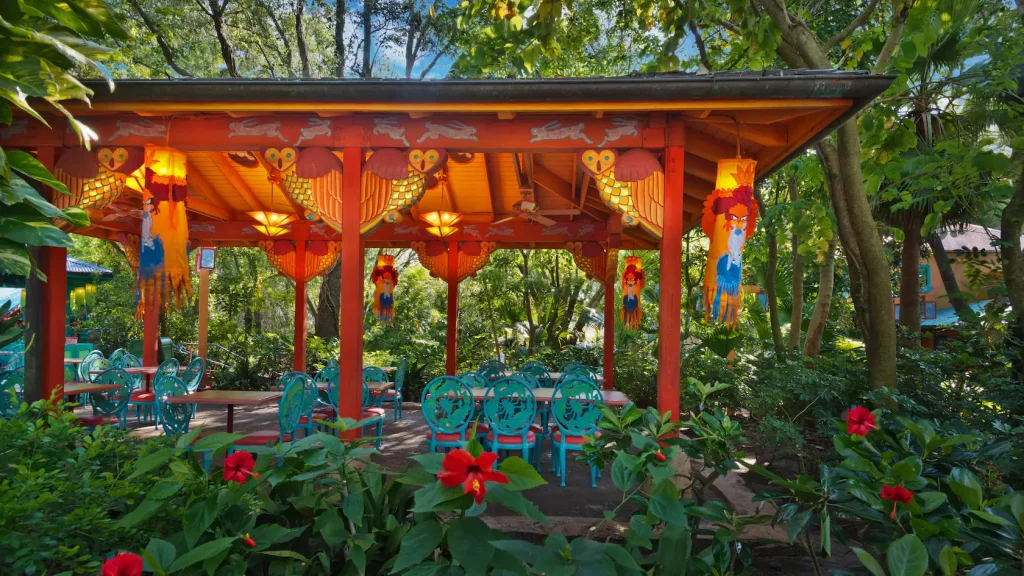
xmin=135 ymin=271 xmax=193 ymax=319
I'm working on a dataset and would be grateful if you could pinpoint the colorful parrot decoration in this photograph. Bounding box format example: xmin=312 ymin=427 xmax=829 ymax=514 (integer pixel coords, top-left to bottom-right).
xmin=578 ymin=149 xmax=665 ymax=238
xmin=137 ymin=146 xmax=191 ymax=316
xmin=371 ymin=254 xmax=398 ymax=324
xmin=361 ymin=148 xmax=448 ymax=235
xmin=262 ymin=147 xmax=344 ymax=231
xmin=702 ymin=158 xmax=759 ymax=328
xmin=621 ymin=256 xmax=644 ymax=330
xmin=52 ymin=147 xmax=144 ymax=224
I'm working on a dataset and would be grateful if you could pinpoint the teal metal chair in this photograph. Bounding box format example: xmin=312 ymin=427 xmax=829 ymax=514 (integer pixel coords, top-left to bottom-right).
xmin=363 ymin=366 xmax=389 ymax=405
xmin=281 ymin=372 xmax=319 ymax=438
xmin=549 ymin=376 xmax=603 ymax=487
xmin=182 ymin=357 xmax=205 ymax=393
xmin=311 ymin=366 xmax=339 ymax=419
xmin=79 ymin=368 xmax=132 ymax=429
xmin=482 ymin=377 xmax=540 ymax=468
xmin=155 ymin=376 xmax=212 ymax=471
xmin=79 ymin=350 xmax=103 ymax=382
xmin=378 ymin=358 xmax=406 ymax=422
xmin=275 ymin=370 xmax=307 ymax=391
xmin=0 ymin=370 xmax=24 ymax=418
xmin=230 ymin=376 xmax=305 ymax=451
xmin=560 ymin=362 xmax=599 ymax=380
xmin=421 ymin=376 xmax=475 ymax=454
xmin=520 ymin=362 xmax=552 ymax=387
xmin=478 ymin=360 xmax=506 ymax=381
xmin=83 ymin=356 xmax=110 ymax=382
xmin=361 ymin=379 xmax=385 ymax=449
xmin=109 ymin=348 xmax=127 ymax=367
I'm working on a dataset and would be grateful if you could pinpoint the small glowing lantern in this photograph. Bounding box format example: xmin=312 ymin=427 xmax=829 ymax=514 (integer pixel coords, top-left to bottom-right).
xmin=73 ymin=287 xmax=87 ymax=311
xmin=419 ymin=210 xmax=463 ymax=238
xmin=85 ymin=283 xmax=96 ymax=306
xmin=247 ymin=210 xmax=298 ymax=237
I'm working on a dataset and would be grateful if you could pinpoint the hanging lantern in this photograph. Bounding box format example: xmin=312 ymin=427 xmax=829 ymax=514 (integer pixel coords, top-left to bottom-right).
xmin=371 ymin=254 xmax=399 ymax=325
xmin=137 ymin=145 xmax=192 ymax=316
xmin=20 ymin=289 xmax=26 ymax=310
xmin=701 ymin=158 xmax=758 ymax=328
xmin=73 ymin=287 xmax=87 ymax=312
xmin=621 ymin=256 xmax=645 ymax=330
xmin=419 ymin=210 xmax=462 ymax=238
xmin=85 ymin=284 xmax=96 ymax=306
xmin=248 ymin=210 xmax=298 ymax=237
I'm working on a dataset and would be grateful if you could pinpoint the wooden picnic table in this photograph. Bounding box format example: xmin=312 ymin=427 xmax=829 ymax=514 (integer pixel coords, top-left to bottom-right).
xmin=166 ymin=389 xmax=282 ymax=433
xmin=499 ymin=371 xmax=605 ymax=385
xmin=63 ymin=382 xmax=120 ymax=396
xmin=469 ymin=387 xmax=629 ymax=406
xmin=63 ymin=358 xmax=87 ymax=365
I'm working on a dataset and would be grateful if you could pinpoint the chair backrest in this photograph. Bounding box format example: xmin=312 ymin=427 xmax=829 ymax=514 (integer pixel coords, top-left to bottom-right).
xmin=479 ymin=359 xmax=505 ymax=372
xmin=393 ymin=358 xmax=408 ymax=392
xmin=313 ymin=366 xmax=338 ymax=407
xmin=109 ymin=348 xmax=127 ymax=365
xmin=89 ymin=369 xmax=133 ymax=417
xmin=63 ymin=364 xmax=76 ymax=384
xmin=276 ymin=370 xmax=307 ymax=391
xmin=521 ymin=359 xmax=546 ymax=371
xmin=84 ymin=357 xmax=110 ymax=382
xmin=119 ymin=354 xmax=143 ymax=388
xmin=459 ymin=371 xmax=488 ymax=389
xmin=482 ymin=377 xmax=537 ymax=437
xmin=363 ymin=366 xmax=389 ymax=384
xmin=5 ymin=354 xmax=24 ymax=372
xmin=79 ymin=350 xmax=103 ymax=380
xmin=421 ymin=376 xmax=475 ymax=435
xmin=519 ymin=364 xmax=551 ymax=387
xmin=0 ymin=370 xmax=24 ymax=417
xmin=278 ymin=375 xmax=308 ymax=436
xmin=155 ymin=376 xmax=192 ymax=436
xmin=182 ymin=357 xmax=206 ymax=393
xmin=565 ymin=365 xmax=599 ymax=381
xmin=551 ymin=376 xmax=604 ymax=436
xmin=478 ymin=363 xmax=505 ymax=381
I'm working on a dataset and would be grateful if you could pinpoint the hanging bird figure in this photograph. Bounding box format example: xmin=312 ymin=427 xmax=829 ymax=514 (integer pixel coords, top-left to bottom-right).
xmin=621 ymin=256 xmax=645 ymax=330
xmin=52 ymin=147 xmax=144 ymax=224
xmin=263 ymin=147 xmax=344 ymax=231
xmin=371 ymin=254 xmax=399 ymax=324
xmin=578 ymin=149 xmax=665 ymax=238
xmin=361 ymin=148 xmax=448 ymax=235
xmin=701 ymin=160 xmax=758 ymax=328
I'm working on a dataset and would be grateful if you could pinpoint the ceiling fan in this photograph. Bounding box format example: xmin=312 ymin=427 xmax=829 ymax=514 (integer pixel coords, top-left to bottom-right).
xmin=493 ymin=199 xmax=581 ymax=226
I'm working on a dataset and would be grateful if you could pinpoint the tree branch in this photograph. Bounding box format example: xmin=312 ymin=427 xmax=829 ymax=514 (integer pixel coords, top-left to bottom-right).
xmin=872 ymin=0 xmax=909 ymax=74
xmin=127 ymin=0 xmax=194 ymax=77
xmin=689 ymin=19 xmax=713 ymax=71
xmin=824 ymin=0 xmax=881 ymax=51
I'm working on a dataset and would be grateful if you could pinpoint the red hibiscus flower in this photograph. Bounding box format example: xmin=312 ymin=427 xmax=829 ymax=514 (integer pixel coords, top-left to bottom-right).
xmin=438 ymin=449 xmax=510 ymax=504
xmin=881 ymin=484 xmax=914 ymax=520
xmin=223 ymin=451 xmax=258 ymax=483
xmin=101 ymin=553 xmax=143 ymax=576
xmin=846 ymin=406 xmax=878 ymax=436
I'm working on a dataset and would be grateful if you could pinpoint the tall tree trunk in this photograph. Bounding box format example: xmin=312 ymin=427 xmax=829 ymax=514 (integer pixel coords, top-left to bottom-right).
xmin=927 ymin=232 xmax=973 ymax=318
xmin=260 ymin=0 xmax=293 ymax=73
xmin=334 ymin=0 xmax=346 ymax=76
xmin=767 ymin=229 xmax=786 ymax=358
xmin=314 ymin=260 xmax=341 ymax=339
xmin=899 ymin=213 xmax=923 ymax=347
xmin=1000 ymin=151 xmax=1024 ymax=385
xmin=127 ymin=0 xmax=194 ymax=77
xmin=208 ymin=0 xmax=240 ymax=77
xmin=361 ymin=0 xmax=372 ymax=77
xmin=804 ymin=235 xmax=837 ymax=357
xmin=295 ymin=0 xmax=311 ymax=76
xmin=788 ymin=175 xmax=804 ymax=352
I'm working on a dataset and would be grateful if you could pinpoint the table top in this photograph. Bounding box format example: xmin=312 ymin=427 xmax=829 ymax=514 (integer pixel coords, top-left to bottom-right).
xmin=166 ymin=390 xmax=282 ymax=406
xmin=316 ymin=381 xmax=393 ymax=392
xmin=469 ymin=387 xmax=629 ymax=406
xmin=89 ymin=366 xmax=186 ymax=375
xmin=381 ymin=367 xmax=396 ymax=373
xmin=63 ymin=382 xmax=120 ymax=395
xmin=499 ymin=371 xmax=605 ymax=384
xmin=63 ymin=358 xmax=87 ymax=364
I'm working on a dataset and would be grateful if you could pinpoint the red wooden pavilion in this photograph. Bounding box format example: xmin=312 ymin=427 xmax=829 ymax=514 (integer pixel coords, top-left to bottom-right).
xmin=2 ymin=71 xmax=892 ymax=423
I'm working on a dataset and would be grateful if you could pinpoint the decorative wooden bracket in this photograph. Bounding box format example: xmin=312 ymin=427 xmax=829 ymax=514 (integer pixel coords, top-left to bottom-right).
xmin=411 ymin=240 xmax=498 ymax=284
xmin=117 ymin=231 xmax=141 ymax=276
xmin=259 ymin=239 xmax=343 ymax=282
xmin=566 ymin=241 xmax=619 ymax=286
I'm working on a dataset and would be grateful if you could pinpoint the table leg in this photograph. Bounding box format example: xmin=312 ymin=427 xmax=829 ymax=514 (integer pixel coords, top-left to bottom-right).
xmin=227 ymin=405 xmax=234 ymax=433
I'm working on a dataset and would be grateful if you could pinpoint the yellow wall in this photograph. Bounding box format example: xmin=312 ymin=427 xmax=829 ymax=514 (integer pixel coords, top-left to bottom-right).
xmin=916 ymin=253 xmax=999 ymax=309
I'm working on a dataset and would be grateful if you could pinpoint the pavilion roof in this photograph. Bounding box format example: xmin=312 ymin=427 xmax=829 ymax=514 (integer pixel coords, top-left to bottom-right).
xmin=4 ymin=71 xmax=893 ymax=249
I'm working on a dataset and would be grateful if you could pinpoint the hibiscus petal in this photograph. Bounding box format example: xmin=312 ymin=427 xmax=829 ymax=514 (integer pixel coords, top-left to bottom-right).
xmin=479 ymin=470 xmax=510 ymax=485
xmin=439 ymin=470 xmax=465 ymax=488
xmin=476 ymin=451 xmax=499 ymax=471
xmin=441 ymin=449 xmax=474 ymax=475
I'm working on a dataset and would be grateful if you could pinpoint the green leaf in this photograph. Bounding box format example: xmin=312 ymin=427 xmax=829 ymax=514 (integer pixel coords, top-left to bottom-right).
xmin=916 ymin=491 xmax=947 ymax=514
xmin=411 ymin=452 xmax=445 ymax=474
xmin=6 ymin=150 xmax=67 ymax=194
xmin=485 ymin=484 xmax=549 ymax=524
xmin=656 ymin=523 xmax=691 ymax=574
xmin=193 ymin=432 xmax=246 ymax=454
xmin=0 ymin=217 xmax=73 ymax=247
xmin=499 ymin=456 xmax=546 ymax=491
xmin=788 ymin=510 xmax=813 ymax=543
xmin=612 ymin=453 xmax=638 ymax=492
xmin=143 ymin=538 xmax=176 ymax=572
xmin=950 ymin=468 xmax=984 ymax=509
xmin=168 ymin=537 xmax=237 ymax=572
xmin=890 ymin=457 xmax=923 ymax=481
xmin=412 ymin=480 xmax=468 ymax=513
xmin=249 ymin=523 xmax=308 ymax=549
xmin=176 ymin=427 xmax=203 ymax=451
xmin=886 ymin=534 xmax=927 ymax=576
xmin=852 ymin=547 xmax=886 ymax=576
xmin=129 ymin=447 xmax=175 ymax=479
xmin=392 ymin=520 xmax=443 ymax=573
xmin=939 ymin=545 xmax=957 ymax=576
xmin=60 ymin=205 xmax=89 ymax=228
xmin=183 ymin=497 xmax=217 ymax=549
xmin=343 ymin=493 xmax=365 ymax=527
xmin=448 ymin=517 xmax=494 ymax=576
xmin=0 ymin=239 xmax=32 ymax=276
xmin=820 ymin=509 xmax=831 ymax=557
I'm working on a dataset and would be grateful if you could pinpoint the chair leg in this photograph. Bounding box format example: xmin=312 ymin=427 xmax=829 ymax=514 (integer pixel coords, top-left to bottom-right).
xmin=551 ymin=440 xmax=558 ymax=474
xmin=590 ymin=465 xmax=597 ymax=488
xmin=560 ymin=447 xmax=567 ymax=487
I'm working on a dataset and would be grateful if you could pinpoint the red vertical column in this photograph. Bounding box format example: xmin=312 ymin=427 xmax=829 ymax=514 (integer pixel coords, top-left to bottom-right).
xmin=293 ymin=223 xmax=308 ymax=371
xmin=142 ymin=299 xmax=159 ymax=366
xmin=603 ymin=279 xmax=615 ymax=390
xmin=339 ymin=148 xmax=364 ymax=431
xmin=37 ymin=148 xmax=66 ymax=402
xmin=657 ymin=142 xmax=685 ymax=421
xmin=446 ymin=241 xmax=459 ymax=376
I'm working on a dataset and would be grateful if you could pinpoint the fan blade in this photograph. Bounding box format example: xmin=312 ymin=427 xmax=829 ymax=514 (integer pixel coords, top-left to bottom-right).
xmin=531 ymin=214 xmax=557 ymax=226
xmin=493 ymin=215 xmax=519 ymax=224
xmin=534 ymin=208 xmax=581 ymax=216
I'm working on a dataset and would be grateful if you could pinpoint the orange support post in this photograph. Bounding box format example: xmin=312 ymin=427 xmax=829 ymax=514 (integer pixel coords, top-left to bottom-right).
xmin=339 ymin=148 xmax=364 ymax=432
xmin=446 ymin=241 xmax=459 ymax=376
xmin=293 ymin=223 xmax=308 ymax=371
xmin=603 ymin=280 xmax=615 ymax=390
xmin=142 ymin=298 xmax=159 ymax=366
xmin=657 ymin=145 xmax=685 ymax=420
xmin=35 ymin=148 xmax=66 ymax=402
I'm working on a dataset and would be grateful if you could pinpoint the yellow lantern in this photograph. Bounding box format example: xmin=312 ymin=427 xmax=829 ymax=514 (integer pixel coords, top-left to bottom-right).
xmin=419 ymin=210 xmax=463 ymax=238
xmin=247 ymin=211 xmax=298 ymax=237
xmin=138 ymin=145 xmax=192 ymax=316
xmin=85 ymin=283 xmax=96 ymax=306
xmin=73 ymin=287 xmax=87 ymax=310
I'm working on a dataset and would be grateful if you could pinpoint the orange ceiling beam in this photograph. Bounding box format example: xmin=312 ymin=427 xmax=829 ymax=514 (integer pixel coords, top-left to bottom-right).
xmin=209 ymin=152 xmax=268 ymax=212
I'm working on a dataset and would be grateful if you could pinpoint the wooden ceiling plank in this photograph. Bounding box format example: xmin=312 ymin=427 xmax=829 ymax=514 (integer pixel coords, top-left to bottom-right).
xmin=683 ymin=129 xmax=738 ymax=162
xmin=188 ymin=199 xmax=234 ymax=220
xmin=684 ymin=152 xmax=719 ymax=183
xmin=479 ymin=153 xmax=496 ymax=219
xmin=534 ymin=163 xmax=612 ymax=222
xmin=187 ymin=161 xmax=232 ymax=210
xmin=209 ymin=152 xmax=268 ymax=212
xmin=697 ymin=120 xmax=788 ymax=147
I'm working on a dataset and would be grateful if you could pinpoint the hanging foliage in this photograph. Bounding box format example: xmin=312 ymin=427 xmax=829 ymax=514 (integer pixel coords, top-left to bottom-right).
xmin=371 ymin=254 xmax=399 ymax=324
xmin=621 ymin=255 xmax=644 ymax=329
xmin=702 ymin=158 xmax=759 ymax=328
xmin=137 ymin=146 xmax=191 ymax=316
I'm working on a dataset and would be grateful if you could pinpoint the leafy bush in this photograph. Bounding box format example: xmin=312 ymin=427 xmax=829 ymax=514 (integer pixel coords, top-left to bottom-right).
xmin=0 ymin=400 xmax=182 ymax=574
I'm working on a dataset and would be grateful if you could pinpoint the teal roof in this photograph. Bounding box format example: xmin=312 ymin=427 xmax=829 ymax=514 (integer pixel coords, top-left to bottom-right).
xmin=66 ymin=258 xmax=112 ymax=276
xmin=922 ymin=300 xmax=992 ymax=328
